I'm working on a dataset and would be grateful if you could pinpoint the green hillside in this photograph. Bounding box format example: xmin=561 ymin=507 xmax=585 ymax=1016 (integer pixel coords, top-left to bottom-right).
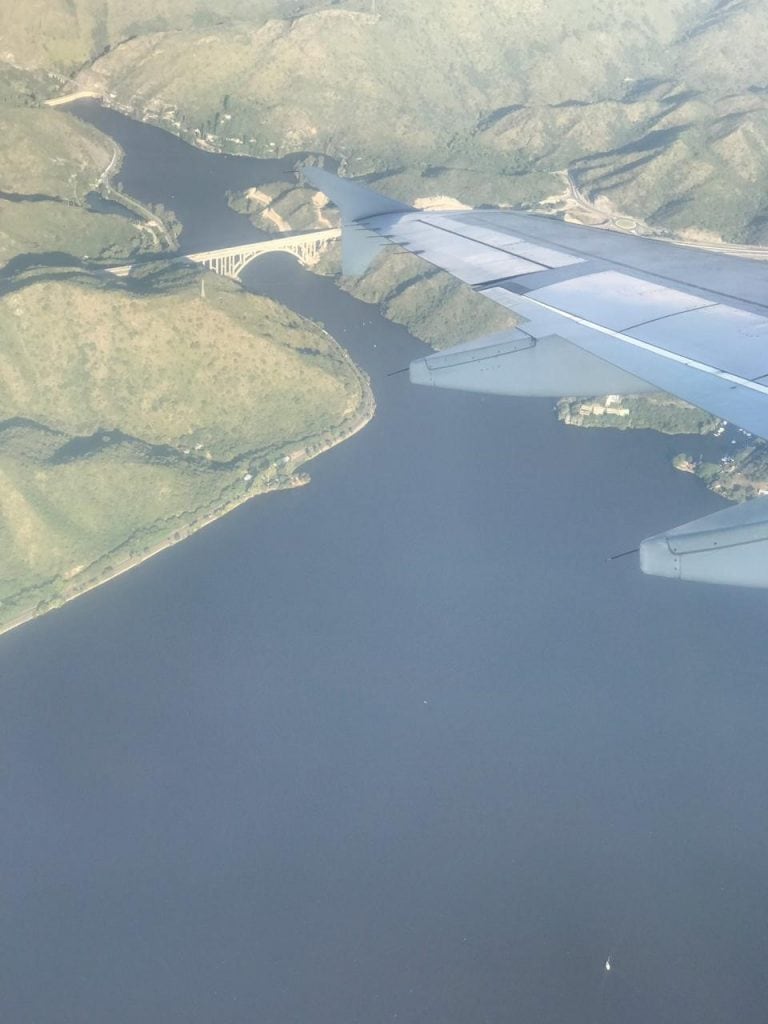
xmin=0 ymin=0 xmax=289 ymax=72
xmin=0 ymin=66 xmax=174 ymax=267
xmin=0 ymin=104 xmax=115 ymax=197
xmin=0 ymin=268 xmax=372 ymax=631
xmin=33 ymin=0 xmax=765 ymax=241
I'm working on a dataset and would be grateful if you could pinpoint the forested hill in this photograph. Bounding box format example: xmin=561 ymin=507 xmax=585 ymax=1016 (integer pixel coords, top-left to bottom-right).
xmin=5 ymin=0 xmax=768 ymax=242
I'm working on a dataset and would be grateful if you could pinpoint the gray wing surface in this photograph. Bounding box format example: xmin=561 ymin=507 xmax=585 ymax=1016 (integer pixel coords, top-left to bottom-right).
xmin=304 ymin=166 xmax=768 ymax=587
xmin=383 ymin=211 xmax=768 ymax=440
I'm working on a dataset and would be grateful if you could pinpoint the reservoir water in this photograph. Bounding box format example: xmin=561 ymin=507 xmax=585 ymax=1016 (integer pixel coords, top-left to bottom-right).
xmin=2 ymin=102 xmax=768 ymax=1024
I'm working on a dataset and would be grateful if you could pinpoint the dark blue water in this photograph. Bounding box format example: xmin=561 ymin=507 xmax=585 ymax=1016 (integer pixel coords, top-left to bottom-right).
xmin=70 ymin=99 xmax=297 ymax=252
xmin=1 ymin=103 xmax=767 ymax=1024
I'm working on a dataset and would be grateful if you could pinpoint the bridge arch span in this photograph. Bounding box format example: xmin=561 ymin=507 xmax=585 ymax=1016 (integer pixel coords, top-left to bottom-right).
xmin=186 ymin=229 xmax=341 ymax=281
xmin=105 ymin=228 xmax=341 ymax=282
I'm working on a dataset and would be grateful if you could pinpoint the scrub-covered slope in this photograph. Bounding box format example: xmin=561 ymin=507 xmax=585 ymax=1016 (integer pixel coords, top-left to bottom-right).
xmin=0 ymin=67 xmax=169 ymax=267
xmin=0 ymin=268 xmax=372 ymax=631
xmin=54 ymin=0 xmax=768 ymax=241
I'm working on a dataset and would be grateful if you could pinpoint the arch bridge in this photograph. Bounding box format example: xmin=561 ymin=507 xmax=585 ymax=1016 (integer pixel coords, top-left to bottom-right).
xmin=108 ymin=228 xmax=340 ymax=281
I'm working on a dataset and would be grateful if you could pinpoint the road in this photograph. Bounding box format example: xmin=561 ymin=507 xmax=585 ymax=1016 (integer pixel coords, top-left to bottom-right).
xmin=559 ymin=170 xmax=768 ymax=261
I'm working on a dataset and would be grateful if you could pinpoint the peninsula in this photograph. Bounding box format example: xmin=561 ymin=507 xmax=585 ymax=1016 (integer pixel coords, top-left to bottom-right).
xmin=0 ymin=264 xmax=373 ymax=634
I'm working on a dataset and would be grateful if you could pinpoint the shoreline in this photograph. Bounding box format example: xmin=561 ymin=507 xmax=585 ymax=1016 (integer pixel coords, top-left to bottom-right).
xmin=0 ymin=365 xmax=375 ymax=640
xmin=49 ymin=91 xmax=273 ymax=161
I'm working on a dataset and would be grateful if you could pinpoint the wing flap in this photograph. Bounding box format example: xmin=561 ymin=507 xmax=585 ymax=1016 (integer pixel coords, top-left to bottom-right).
xmin=408 ymin=214 xmax=585 ymax=269
xmin=377 ymin=216 xmax=545 ymax=284
xmin=640 ymin=496 xmax=768 ymax=587
xmin=528 ymin=270 xmax=713 ymax=331
xmin=484 ymin=286 xmax=768 ymax=439
xmin=628 ymin=304 xmax=768 ymax=381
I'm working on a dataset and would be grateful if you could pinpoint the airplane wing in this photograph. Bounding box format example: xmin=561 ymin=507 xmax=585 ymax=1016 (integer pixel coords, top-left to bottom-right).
xmin=303 ymin=166 xmax=768 ymax=589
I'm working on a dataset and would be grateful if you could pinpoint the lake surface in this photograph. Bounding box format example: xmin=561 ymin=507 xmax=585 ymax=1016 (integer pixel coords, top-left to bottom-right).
xmin=2 ymin=102 xmax=767 ymax=1024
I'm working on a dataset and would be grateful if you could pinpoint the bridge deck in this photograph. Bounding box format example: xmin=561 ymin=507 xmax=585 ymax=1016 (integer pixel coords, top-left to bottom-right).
xmin=106 ymin=228 xmax=341 ymax=278
xmin=186 ymin=228 xmax=340 ymax=262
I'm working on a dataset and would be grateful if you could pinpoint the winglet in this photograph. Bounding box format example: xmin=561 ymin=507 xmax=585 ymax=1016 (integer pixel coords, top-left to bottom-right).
xmin=301 ymin=166 xmax=413 ymax=275
xmin=301 ymin=166 xmax=413 ymax=223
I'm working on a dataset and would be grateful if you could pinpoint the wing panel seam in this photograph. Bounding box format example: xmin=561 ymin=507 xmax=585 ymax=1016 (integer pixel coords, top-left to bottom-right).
xmin=363 ymin=211 xmax=768 ymax=317
xmin=623 ymin=301 xmax=720 ymax=332
xmin=411 ymin=218 xmax=553 ymax=272
xmin=485 ymin=288 xmax=768 ymax=398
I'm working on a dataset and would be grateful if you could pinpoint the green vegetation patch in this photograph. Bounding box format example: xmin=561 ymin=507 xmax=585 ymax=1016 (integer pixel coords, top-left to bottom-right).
xmin=556 ymin=393 xmax=768 ymax=504
xmin=676 ymin=443 xmax=768 ymax=503
xmin=571 ymin=99 xmax=768 ymax=243
xmin=63 ymin=0 xmax=768 ymax=239
xmin=0 ymin=106 xmax=116 ymax=199
xmin=0 ymin=98 xmax=176 ymax=268
xmin=80 ymin=0 xmax=688 ymax=164
xmin=228 ymin=183 xmax=339 ymax=234
xmin=0 ymin=274 xmax=363 ymax=458
xmin=0 ymin=63 xmax=59 ymax=106
xmin=0 ymin=0 xmax=290 ymax=73
xmin=0 ymin=199 xmax=156 ymax=266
